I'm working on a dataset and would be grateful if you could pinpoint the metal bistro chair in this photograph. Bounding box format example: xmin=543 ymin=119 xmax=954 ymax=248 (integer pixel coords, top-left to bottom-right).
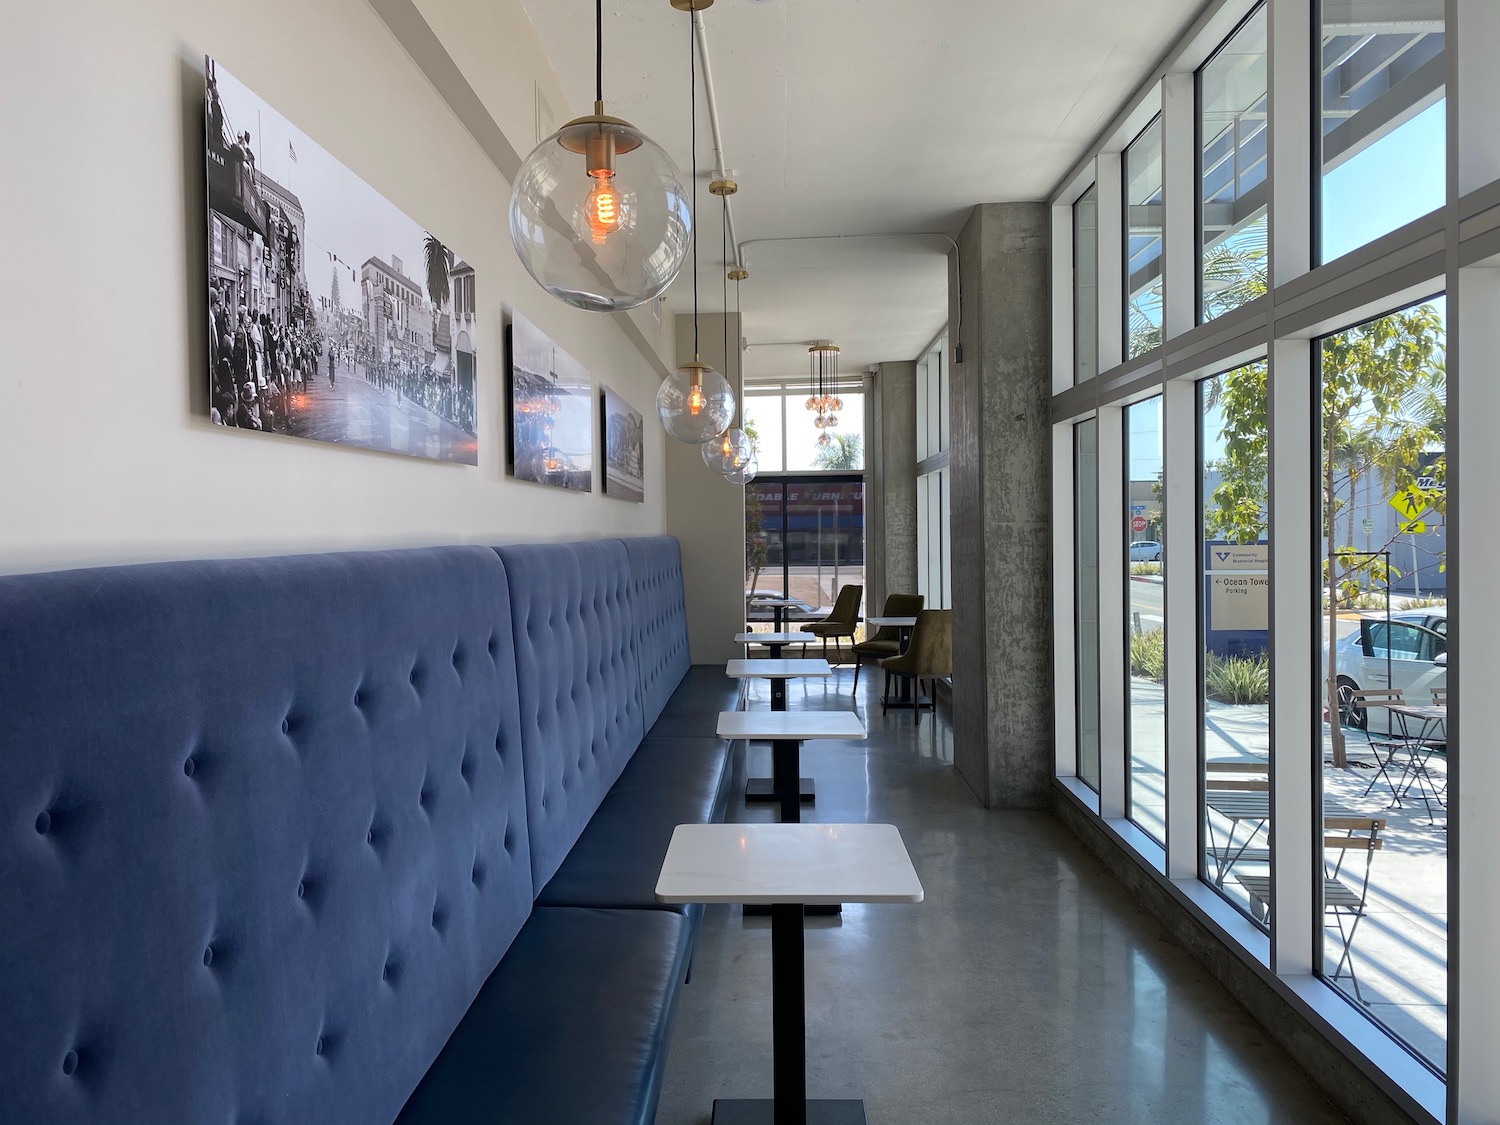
xmin=1237 ymin=816 xmax=1385 ymax=1004
xmin=1348 ymin=689 xmax=1418 ymax=807
xmin=879 ymin=609 xmax=951 ymax=726
xmin=799 ymin=584 xmax=862 ymax=665
xmin=851 ymin=592 xmax=924 ymax=692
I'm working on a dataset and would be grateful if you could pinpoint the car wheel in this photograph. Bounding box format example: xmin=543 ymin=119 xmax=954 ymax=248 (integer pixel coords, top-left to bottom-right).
xmin=1152 ymin=551 xmax=1161 ymax=562
xmin=1336 ymin=676 xmax=1364 ymax=730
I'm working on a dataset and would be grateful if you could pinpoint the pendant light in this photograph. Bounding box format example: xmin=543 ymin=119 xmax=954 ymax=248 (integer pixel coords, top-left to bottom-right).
xmin=703 ymin=178 xmax=756 ymax=479
xmin=807 ymin=343 xmax=843 ymax=447
xmin=656 ymin=0 xmax=735 ymax=445
xmin=508 ymin=0 xmax=692 ymax=312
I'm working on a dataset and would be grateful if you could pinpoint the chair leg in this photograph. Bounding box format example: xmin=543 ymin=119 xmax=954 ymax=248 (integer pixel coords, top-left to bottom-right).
xmin=914 ymin=677 xmax=922 ymax=727
xmin=852 ymin=656 xmax=861 ymax=691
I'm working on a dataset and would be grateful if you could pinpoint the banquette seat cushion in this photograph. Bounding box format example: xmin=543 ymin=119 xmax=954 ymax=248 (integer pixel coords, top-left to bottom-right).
xmin=0 ymin=547 xmax=532 ymax=1125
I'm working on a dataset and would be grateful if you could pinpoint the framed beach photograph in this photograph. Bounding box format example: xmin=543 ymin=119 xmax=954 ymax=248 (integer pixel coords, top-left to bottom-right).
xmin=600 ymin=386 xmax=645 ymax=503
xmin=204 ymin=56 xmax=478 ymax=464
xmin=506 ymin=312 xmax=593 ymax=492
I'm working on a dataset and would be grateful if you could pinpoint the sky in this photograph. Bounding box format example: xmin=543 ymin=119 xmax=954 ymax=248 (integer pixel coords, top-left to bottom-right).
xmin=210 ymin=59 xmax=465 ymax=320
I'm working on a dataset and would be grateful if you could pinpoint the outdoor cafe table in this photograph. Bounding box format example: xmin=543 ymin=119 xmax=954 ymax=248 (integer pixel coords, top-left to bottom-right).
xmin=717 ymin=710 xmax=864 ymax=824
xmin=735 ymin=632 xmax=813 ymax=659
xmin=656 ymin=822 xmax=923 ymax=1125
xmin=865 ymin=615 xmax=920 ymax=708
xmin=1206 ymin=790 xmax=1355 ymax=885
xmin=1388 ymin=703 xmax=1448 ymax=823
xmin=727 ymin=659 xmax=834 ymax=806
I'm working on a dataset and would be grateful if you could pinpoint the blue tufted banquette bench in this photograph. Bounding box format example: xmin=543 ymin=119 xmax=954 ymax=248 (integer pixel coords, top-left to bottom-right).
xmin=0 ymin=535 xmax=742 ymax=1125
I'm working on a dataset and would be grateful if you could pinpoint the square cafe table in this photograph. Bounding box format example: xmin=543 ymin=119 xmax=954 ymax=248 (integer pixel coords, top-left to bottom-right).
xmin=750 ymin=597 xmax=803 ymax=632
xmin=718 ymin=709 xmax=863 ymax=823
xmin=726 ymin=659 xmax=835 ymax=806
xmin=656 ymin=823 xmax=923 ymax=1125
xmin=735 ymin=632 xmax=813 ymax=659
xmin=865 ymin=615 xmax=921 ymax=709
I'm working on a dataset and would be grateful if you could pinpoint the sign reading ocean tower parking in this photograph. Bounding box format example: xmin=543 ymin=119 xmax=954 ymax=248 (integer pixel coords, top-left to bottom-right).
xmin=1207 ymin=543 xmax=1269 ymax=631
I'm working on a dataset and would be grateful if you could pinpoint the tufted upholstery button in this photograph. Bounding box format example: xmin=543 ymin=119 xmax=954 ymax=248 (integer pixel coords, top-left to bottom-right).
xmin=183 ymin=756 xmax=196 ymax=777
xmin=315 ymin=1037 xmax=325 ymax=1057
xmin=419 ymin=788 xmax=431 ymax=809
xmin=296 ymin=880 xmax=306 ymax=899
xmin=471 ymin=862 xmax=484 ymax=887
xmin=203 ymin=945 xmax=215 ymax=967
xmin=35 ymin=810 xmax=51 ymax=835
xmin=62 ymin=1050 xmax=78 ymax=1076
xmin=367 ymin=828 xmax=376 ymax=846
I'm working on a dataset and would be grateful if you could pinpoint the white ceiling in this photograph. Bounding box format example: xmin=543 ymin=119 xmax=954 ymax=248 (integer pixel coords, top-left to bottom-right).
xmin=519 ymin=0 xmax=1204 ymax=380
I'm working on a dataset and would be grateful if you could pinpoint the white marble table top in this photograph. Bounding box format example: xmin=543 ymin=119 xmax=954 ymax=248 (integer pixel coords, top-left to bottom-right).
xmin=734 ymin=632 xmax=811 ymax=645
xmin=717 ymin=710 xmax=866 ymax=741
xmin=725 ymin=659 xmax=832 ymax=680
xmin=867 ymin=615 xmax=919 ymax=628
xmin=655 ymin=823 xmax=924 ymax=905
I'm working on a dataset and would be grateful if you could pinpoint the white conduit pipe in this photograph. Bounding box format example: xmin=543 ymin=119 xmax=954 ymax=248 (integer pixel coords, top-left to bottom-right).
xmin=693 ymin=11 xmax=743 ymax=271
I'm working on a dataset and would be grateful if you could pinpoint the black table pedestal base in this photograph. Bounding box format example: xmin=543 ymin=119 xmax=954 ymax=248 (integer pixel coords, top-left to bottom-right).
xmin=745 ymin=777 xmax=816 ymax=803
xmin=712 ymin=1099 xmax=868 ymax=1125
xmin=743 ymin=902 xmax=840 ymax=916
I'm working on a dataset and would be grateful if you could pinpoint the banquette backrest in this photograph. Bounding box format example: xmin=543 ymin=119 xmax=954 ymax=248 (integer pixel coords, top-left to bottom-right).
xmin=494 ymin=540 xmax=646 ymax=892
xmin=0 ymin=547 xmax=533 ymax=1125
xmin=616 ymin=536 xmax=693 ymax=732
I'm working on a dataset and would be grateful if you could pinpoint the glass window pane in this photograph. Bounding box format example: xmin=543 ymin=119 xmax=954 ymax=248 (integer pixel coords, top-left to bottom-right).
xmin=1125 ymin=118 xmax=1165 ymax=359
xmin=784 ymin=479 xmax=864 ymax=611
xmin=744 ymin=394 xmax=784 ymax=473
xmin=1076 ymin=419 xmax=1101 ymax=791
xmin=1126 ymin=397 xmax=1165 ymax=844
xmin=786 ymin=392 xmax=864 ymax=472
xmin=746 ymin=479 xmax=786 ymax=606
xmin=1075 ymin=187 xmax=1099 ymax=383
xmin=1199 ymin=362 xmax=1271 ymax=921
xmin=1319 ymin=297 xmax=1447 ymax=1070
xmin=1318 ymin=1 xmax=1446 ymax=264
xmin=1199 ymin=7 xmax=1268 ymax=324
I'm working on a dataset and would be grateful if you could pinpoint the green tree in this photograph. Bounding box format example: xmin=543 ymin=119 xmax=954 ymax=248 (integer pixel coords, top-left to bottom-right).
xmin=743 ymin=422 xmax=768 ymax=594
xmin=813 ymin=432 xmax=862 ymax=471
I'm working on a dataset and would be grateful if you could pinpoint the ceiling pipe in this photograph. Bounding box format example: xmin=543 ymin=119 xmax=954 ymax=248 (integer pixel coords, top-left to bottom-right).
xmin=692 ymin=10 xmax=743 ymax=271
xmin=738 ymin=233 xmax=965 ymax=361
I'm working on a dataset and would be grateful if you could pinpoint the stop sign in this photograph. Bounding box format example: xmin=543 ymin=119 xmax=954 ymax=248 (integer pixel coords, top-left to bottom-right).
xmin=1131 ymin=515 xmax=1148 ymax=534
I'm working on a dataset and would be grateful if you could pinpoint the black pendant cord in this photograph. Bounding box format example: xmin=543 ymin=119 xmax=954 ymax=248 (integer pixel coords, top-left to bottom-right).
xmin=690 ymin=7 xmax=700 ymax=357
xmin=595 ymin=0 xmax=603 ymax=104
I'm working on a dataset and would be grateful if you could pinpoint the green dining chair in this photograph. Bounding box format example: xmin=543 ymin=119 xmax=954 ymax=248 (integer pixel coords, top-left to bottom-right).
xmin=852 ymin=592 xmax=924 ymax=692
xmin=880 ymin=608 xmax=952 ymax=725
xmin=799 ymin=584 xmax=862 ymax=664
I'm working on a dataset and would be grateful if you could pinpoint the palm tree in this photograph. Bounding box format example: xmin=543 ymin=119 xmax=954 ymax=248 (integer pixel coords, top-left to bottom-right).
xmin=423 ymin=233 xmax=452 ymax=311
xmin=813 ymin=432 xmax=862 ymax=471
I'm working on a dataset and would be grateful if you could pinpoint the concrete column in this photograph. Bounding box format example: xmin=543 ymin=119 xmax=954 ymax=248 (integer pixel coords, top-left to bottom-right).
xmin=867 ymin=360 xmax=918 ymax=614
xmin=950 ymin=203 xmax=1053 ymax=808
xmin=665 ymin=311 xmax=743 ymax=665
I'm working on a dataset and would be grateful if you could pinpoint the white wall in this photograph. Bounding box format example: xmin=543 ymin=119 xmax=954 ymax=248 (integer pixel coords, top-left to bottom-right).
xmin=0 ymin=0 xmax=666 ymax=577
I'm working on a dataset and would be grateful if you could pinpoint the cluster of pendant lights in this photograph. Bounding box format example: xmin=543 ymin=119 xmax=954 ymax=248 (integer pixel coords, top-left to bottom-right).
xmin=806 ymin=343 xmax=844 ymax=447
xmin=508 ymin=0 xmax=755 ymax=484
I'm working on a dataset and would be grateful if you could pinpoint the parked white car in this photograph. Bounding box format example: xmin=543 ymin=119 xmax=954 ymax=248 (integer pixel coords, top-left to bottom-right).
xmin=1128 ymin=540 xmax=1162 ymax=562
xmin=1330 ymin=607 xmax=1447 ymax=733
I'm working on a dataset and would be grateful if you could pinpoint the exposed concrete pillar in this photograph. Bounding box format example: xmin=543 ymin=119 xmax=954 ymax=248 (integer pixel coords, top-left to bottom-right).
xmin=949 ymin=203 xmax=1053 ymax=808
xmin=665 ymin=311 xmax=743 ymax=665
xmin=866 ymin=360 xmax=918 ymax=614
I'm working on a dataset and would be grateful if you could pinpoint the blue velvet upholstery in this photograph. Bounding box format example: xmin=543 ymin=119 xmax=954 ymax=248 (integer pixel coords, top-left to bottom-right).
xmin=617 ymin=537 xmax=693 ymax=732
xmin=536 ymin=734 xmax=731 ymax=915
xmin=0 ymin=547 xmax=532 ymax=1125
xmin=396 ymin=906 xmax=691 ymax=1125
xmin=646 ymin=664 xmax=747 ymax=737
xmin=495 ymin=540 xmax=645 ymax=893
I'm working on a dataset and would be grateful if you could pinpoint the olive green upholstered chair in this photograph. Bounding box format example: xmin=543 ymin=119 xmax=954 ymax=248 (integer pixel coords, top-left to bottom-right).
xmin=798 ymin=584 xmax=862 ymax=664
xmin=879 ymin=608 xmax=952 ymax=725
xmin=851 ymin=593 xmax=925 ymax=691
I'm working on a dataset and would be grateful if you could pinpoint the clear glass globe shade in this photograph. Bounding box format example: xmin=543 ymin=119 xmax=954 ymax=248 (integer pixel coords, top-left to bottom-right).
xmin=509 ymin=118 xmax=691 ymax=312
xmin=817 ymin=432 xmax=832 ymax=447
xmin=657 ymin=362 xmax=735 ymax=444
xmin=702 ymin=427 xmax=753 ymax=474
xmin=724 ymin=452 xmax=758 ymax=486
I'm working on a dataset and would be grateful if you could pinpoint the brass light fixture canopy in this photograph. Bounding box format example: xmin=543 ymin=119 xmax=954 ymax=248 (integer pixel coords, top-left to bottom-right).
xmin=708 ymin=179 xmax=738 ymax=195
xmin=728 ymin=268 xmax=748 ymax=280
xmin=669 ymin=0 xmax=714 ymax=10
xmin=556 ymin=104 xmax=646 ymax=166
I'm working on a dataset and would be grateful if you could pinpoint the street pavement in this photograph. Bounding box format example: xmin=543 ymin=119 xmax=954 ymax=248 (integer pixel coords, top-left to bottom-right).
xmin=279 ymin=357 xmax=477 ymax=464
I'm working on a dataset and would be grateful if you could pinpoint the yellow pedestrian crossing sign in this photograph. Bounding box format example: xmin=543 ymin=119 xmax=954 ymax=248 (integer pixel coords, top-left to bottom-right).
xmin=1400 ymin=520 xmax=1427 ymax=535
xmin=1389 ymin=488 xmax=1429 ymax=521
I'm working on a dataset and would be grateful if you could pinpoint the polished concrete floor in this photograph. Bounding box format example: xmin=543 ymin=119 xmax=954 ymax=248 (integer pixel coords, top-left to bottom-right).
xmin=654 ymin=668 xmax=1352 ymax=1125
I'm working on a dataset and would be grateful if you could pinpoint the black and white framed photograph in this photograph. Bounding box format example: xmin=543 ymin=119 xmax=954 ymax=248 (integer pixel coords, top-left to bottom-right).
xmin=506 ymin=312 xmax=593 ymax=493
xmin=204 ymin=56 xmax=478 ymax=465
xmin=600 ymin=386 xmax=645 ymax=503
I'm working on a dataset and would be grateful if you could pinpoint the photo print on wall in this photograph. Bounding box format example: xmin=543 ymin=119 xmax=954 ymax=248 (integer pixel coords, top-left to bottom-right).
xmin=600 ymin=386 xmax=645 ymax=503
xmin=204 ymin=56 xmax=478 ymax=465
xmin=506 ymin=312 xmax=594 ymax=493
